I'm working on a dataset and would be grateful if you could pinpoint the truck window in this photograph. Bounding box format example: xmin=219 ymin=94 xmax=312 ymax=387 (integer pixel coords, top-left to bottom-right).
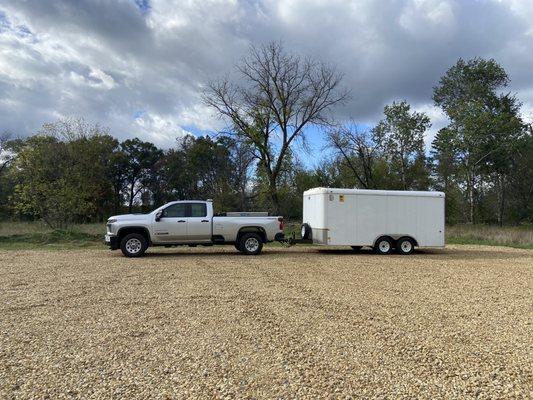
xmin=189 ymin=203 xmax=207 ymax=218
xmin=162 ymin=203 xmax=187 ymax=218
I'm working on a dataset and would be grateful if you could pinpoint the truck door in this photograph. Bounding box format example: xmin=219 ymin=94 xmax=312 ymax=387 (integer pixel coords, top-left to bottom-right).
xmin=185 ymin=202 xmax=211 ymax=242
xmin=153 ymin=203 xmax=188 ymax=242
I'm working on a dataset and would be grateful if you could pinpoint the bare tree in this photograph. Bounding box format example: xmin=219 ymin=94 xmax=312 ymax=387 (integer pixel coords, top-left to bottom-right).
xmin=327 ymin=123 xmax=378 ymax=189
xmin=203 ymin=41 xmax=348 ymax=213
xmin=39 ymin=117 xmax=109 ymax=141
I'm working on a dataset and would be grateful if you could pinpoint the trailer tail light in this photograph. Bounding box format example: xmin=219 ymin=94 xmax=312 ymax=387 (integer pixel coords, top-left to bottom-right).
xmin=278 ymin=217 xmax=285 ymax=231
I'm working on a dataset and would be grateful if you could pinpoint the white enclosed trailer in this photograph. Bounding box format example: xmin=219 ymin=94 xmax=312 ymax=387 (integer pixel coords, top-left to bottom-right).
xmin=301 ymin=188 xmax=445 ymax=254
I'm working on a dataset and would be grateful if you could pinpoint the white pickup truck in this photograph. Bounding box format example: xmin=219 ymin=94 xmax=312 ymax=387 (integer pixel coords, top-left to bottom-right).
xmin=105 ymin=200 xmax=284 ymax=257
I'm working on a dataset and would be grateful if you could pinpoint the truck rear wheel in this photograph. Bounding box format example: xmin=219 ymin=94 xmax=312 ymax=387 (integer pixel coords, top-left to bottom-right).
xmin=120 ymin=233 xmax=147 ymax=257
xmin=239 ymin=233 xmax=263 ymax=255
xmin=374 ymin=237 xmax=393 ymax=255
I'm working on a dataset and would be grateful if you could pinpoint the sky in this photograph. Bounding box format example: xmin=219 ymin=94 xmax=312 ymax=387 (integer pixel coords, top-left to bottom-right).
xmin=1 ymin=0 xmax=532 ymax=165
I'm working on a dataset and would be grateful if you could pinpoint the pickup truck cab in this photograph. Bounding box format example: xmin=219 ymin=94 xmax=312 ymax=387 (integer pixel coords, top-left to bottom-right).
xmin=105 ymin=200 xmax=284 ymax=257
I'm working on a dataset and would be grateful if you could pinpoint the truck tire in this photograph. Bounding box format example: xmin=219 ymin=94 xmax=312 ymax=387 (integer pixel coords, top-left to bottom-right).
xmin=239 ymin=233 xmax=263 ymax=255
xmin=301 ymin=223 xmax=312 ymax=240
xmin=120 ymin=233 xmax=148 ymax=257
xmin=396 ymin=237 xmax=415 ymax=255
xmin=374 ymin=236 xmax=393 ymax=255
xmin=234 ymin=242 xmax=242 ymax=251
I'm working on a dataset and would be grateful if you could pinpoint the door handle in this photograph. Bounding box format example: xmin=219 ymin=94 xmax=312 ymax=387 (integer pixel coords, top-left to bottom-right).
xmin=177 ymin=220 xmax=186 ymax=223
xmin=201 ymin=220 xmax=209 ymax=223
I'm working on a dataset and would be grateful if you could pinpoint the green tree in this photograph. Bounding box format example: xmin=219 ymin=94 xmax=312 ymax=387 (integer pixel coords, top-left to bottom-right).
xmin=13 ymin=136 xmax=83 ymax=228
xmin=372 ymin=101 xmax=431 ymax=190
xmin=506 ymin=131 xmax=533 ymax=223
xmin=433 ymin=58 xmax=526 ymax=223
xmin=0 ymin=133 xmax=22 ymax=219
xmin=120 ymin=138 xmax=163 ymax=213
xmin=11 ymin=119 xmax=119 ymax=227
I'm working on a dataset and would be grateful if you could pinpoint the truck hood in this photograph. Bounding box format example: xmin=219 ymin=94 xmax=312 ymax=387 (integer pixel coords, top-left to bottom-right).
xmin=108 ymin=213 xmax=151 ymax=222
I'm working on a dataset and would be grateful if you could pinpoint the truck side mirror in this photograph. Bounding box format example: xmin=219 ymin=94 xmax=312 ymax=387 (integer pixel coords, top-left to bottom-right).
xmin=155 ymin=210 xmax=163 ymax=222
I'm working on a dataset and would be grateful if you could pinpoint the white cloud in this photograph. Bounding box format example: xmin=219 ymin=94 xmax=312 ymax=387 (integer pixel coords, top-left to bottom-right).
xmin=133 ymin=112 xmax=191 ymax=148
xmin=0 ymin=0 xmax=532 ymax=153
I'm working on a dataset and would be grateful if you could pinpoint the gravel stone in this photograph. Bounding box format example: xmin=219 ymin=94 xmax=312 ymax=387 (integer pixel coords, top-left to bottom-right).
xmin=0 ymin=245 xmax=531 ymax=399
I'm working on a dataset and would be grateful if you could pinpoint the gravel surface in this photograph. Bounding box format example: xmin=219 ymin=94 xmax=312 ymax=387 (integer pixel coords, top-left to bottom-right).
xmin=1 ymin=245 xmax=532 ymax=399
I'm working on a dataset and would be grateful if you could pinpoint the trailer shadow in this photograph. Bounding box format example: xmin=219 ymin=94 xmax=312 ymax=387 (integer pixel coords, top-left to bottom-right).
xmin=118 ymin=245 xmax=532 ymax=261
xmin=314 ymin=247 xmax=531 ymax=259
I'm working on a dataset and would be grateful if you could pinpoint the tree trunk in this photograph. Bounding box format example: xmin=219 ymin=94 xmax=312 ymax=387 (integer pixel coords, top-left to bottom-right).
xmin=128 ymin=180 xmax=135 ymax=214
xmin=498 ymin=174 xmax=505 ymax=227
xmin=240 ymin=185 xmax=246 ymax=211
xmin=268 ymin=177 xmax=280 ymax=216
xmin=401 ymin=156 xmax=407 ymax=190
xmin=467 ymin=169 xmax=475 ymax=224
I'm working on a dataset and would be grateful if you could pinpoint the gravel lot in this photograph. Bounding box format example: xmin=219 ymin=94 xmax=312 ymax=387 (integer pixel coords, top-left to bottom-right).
xmin=1 ymin=245 xmax=532 ymax=399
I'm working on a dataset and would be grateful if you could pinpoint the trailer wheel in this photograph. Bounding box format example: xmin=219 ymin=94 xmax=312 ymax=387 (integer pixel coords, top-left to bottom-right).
xmin=374 ymin=237 xmax=393 ymax=255
xmin=301 ymin=223 xmax=312 ymax=240
xmin=396 ymin=237 xmax=415 ymax=255
xmin=239 ymin=233 xmax=263 ymax=255
xmin=120 ymin=233 xmax=147 ymax=257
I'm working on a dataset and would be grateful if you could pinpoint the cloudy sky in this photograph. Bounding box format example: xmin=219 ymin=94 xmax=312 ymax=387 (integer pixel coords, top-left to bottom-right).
xmin=1 ymin=0 xmax=532 ymax=156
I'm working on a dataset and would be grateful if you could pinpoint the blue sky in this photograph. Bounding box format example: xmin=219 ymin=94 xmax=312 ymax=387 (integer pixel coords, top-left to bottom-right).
xmin=0 ymin=0 xmax=532 ymax=166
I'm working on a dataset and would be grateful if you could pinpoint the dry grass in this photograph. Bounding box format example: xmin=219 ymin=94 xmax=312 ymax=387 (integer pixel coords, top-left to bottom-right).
xmin=1 ymin=245 xmax=531 ymax=398
xmin=446 ymin=224 xmax=533 ymax=249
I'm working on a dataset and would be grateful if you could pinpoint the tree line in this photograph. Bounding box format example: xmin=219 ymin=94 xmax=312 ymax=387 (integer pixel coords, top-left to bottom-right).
xmin=0 ymin=43 xmax=531 ymax=227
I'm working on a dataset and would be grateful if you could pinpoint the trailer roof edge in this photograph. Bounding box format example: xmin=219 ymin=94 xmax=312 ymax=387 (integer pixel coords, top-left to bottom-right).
xmin=303 ymin=187 xmax=445 ymax=197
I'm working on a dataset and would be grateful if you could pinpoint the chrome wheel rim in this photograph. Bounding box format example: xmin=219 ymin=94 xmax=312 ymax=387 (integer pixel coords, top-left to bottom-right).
xmin=401 ymin=241 xmax=412 ymax=253
xmin=245 ymin=237 xmax=260 ymax=252
xmin=379 ymin=240 xmax=390 ymax=253
xmin=125 ymin=238 xmax=142 ymax=254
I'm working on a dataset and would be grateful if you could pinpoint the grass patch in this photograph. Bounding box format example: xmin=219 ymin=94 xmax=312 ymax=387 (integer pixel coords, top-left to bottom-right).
xmin=0 ymin=225 xmax=102 ymax=250
xmin=0 ymin=221 xmax=531 ymax=250
xmin=446 ymin=224 xmax=533 ymax=250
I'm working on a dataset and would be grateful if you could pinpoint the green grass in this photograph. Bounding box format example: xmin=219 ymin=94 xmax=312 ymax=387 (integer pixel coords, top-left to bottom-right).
xmin=0 ymin=221 xmax=531 ymax=250
xmin=0 ymin=222 xmax=104 ymax=250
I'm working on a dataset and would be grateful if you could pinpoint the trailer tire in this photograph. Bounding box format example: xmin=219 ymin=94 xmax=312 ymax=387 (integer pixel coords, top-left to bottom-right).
xmin=374 ymin=236 xmax=393 ymax=255
xmin=396 ymin=237 xmax=415 ymax=255
xmin=301 ymin=223 xmax=312 ymax=240
xmin=239 ymin=233 xmax=263 ymax=255
xmin=120 ymin=233 xmax=147 ymax=257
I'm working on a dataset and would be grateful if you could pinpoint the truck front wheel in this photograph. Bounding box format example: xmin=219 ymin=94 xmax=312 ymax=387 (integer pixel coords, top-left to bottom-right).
xmin=239 ymin=233 xmax=263 ymax=255
xmin=120 ymin=233 xmax=148 ymax=257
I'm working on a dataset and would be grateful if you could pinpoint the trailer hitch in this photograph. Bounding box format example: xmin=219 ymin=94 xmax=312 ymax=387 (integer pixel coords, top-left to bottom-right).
xmin=276 ymin=233 xmax=313 ymax=247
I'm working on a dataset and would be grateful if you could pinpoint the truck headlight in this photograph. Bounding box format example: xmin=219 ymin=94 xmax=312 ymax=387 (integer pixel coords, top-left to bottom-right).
xmin=107 ymin=219 xmax=117 ymax=223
